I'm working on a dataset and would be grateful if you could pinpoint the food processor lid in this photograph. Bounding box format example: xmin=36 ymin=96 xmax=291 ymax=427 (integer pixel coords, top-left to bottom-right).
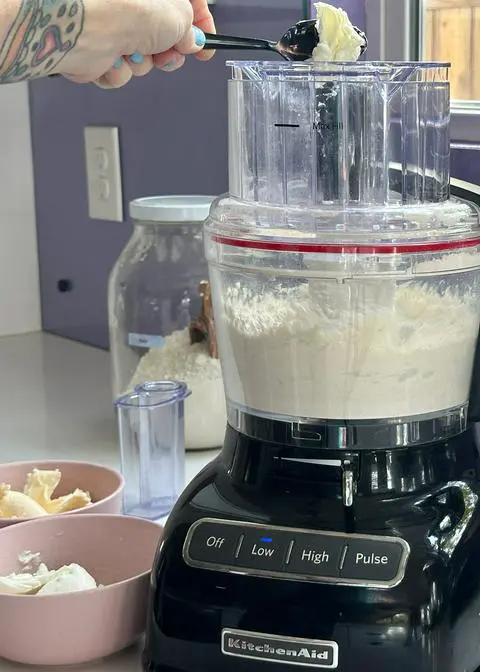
xmin=129 ymin=195 xmax=215 ymax=224
xmin=218 ymin=58 xmax=480 ymax=257
xmin=206 ymin=197 xmax=480 ymax=255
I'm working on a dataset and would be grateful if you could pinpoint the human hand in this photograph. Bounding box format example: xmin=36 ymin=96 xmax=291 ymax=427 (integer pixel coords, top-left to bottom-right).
xmin=152 ymin=0 xmax=216 ymax=72
xmin=55 ymin=0 xmax=216 ymax=88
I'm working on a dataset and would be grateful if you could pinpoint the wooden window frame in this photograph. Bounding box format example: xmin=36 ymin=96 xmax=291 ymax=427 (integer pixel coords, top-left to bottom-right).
xmin=365 ymin=0 xmax=480 ymax=143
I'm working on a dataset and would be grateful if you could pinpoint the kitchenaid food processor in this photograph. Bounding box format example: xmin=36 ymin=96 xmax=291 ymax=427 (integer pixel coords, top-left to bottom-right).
xmin=143 ymin=61 xmax=480 ymax=672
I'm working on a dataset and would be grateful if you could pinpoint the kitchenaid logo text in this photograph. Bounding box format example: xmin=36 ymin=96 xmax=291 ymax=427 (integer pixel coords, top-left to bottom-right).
xmin=221 ymin=629 xmax=339 ymax=668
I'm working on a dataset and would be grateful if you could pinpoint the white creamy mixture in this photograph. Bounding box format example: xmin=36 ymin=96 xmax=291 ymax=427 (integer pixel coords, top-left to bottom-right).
xmin=0 ymin=553 xmax=97 ymax=596
xmin=220 ymin=271 xmax=480 ymax=420
xmin=129 ymin=328 xmax=226 ymax=450
xmin=312 ymin=2 xmax=365 ymax=61
xmin=36 ymin=564 xmax=97 ymax=595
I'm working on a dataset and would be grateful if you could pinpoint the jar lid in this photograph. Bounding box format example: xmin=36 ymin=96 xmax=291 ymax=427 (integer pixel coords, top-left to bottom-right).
xmin=129 ymin=195 xmax=215 ymax=223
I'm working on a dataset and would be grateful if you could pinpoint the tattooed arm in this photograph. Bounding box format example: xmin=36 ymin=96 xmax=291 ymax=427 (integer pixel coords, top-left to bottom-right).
xmin=0 ymin=0 xmax=216 ymax=88
xmin=0 ymin=0 xmax=84 ymax=82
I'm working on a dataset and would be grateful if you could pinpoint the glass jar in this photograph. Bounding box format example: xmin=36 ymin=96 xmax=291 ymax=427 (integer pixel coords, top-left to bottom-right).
xmin=108 ymin=195 xmax=227 ymax=451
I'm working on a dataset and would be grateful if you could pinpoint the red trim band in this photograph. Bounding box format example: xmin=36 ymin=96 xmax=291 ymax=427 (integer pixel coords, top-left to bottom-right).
xmin=211 ymin=235 xmax=480 ymax=255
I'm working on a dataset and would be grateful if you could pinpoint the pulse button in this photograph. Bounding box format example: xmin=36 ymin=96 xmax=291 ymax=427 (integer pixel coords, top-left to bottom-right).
xmin=187 ymin=522 xmax=240 ymax=566
xmin=236 ymin=529 xmax=292 ymax=572
xmin=341 ymin=539 xmax=404 ymax=583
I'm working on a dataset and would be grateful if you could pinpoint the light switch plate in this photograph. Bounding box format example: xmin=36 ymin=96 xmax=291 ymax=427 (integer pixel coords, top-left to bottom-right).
xmin=84 ymin=126 xmax=123 ymax=222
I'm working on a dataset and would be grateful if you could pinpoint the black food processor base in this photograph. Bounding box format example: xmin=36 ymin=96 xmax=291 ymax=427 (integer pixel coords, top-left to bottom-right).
xmin=143 ymin=424 xmax=480 ymax=672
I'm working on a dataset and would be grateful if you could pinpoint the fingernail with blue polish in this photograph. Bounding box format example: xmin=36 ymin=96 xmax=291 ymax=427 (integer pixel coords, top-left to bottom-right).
xmin=163 ymin=59 xmax=177 ymax=70
xmin=193 ymin=26 xmax=206 ymax=47
xmin=113 ymin=58 xmax=123 ymax=69
xmin=130 ymin=52 xmax=144 ymax=65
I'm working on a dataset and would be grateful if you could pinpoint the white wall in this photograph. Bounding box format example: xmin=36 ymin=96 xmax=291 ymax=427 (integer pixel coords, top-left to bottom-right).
xmin=0 ymin=83 xmax=41 ymax=336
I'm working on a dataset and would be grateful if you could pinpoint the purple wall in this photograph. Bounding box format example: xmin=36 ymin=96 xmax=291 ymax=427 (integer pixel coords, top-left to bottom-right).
xmin=451 ymin=149 xmax=480 ymax=185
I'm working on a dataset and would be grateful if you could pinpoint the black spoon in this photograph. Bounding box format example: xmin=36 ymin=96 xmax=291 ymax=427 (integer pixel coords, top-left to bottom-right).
xmin=48 ymin=19 xmax=367 ymax=78
xmin=203 ymin=19 xmax=367 ymax=62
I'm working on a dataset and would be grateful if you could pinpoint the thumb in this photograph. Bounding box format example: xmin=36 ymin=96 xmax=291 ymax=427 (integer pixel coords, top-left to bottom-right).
xmin=175 ymin=25 xmax=206 ymax=55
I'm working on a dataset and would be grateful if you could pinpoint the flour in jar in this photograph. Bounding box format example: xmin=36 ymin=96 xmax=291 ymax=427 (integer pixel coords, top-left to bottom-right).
xmin=219 ymin=275 xmax=480 ymax=420
xmin=128 ymin=328 xmax=226 ymax=449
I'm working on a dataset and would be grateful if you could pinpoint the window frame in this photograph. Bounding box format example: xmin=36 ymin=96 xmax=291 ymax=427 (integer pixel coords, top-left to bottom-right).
xmin=364 ymin=0 xmax=480 ymax=144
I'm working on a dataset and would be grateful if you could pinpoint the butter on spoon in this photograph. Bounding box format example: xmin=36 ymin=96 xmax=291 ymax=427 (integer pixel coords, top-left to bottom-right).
xmin=312 ymin=2 xmax=367 ymax=61
xmin=177 ymin=2 xmax=367 ymax=63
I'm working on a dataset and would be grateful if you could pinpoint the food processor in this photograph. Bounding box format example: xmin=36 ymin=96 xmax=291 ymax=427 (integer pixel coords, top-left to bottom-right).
xmin=143 ymin=61 xmax=480 ymax=672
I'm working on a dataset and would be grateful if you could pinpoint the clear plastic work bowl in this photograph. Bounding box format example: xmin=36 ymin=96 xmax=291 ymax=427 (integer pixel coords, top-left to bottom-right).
xmin=204 ymin=204 xmax=480 ymax=425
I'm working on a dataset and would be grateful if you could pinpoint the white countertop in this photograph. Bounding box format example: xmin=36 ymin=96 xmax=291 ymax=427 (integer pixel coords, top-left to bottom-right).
xmin=0 ymin=332 xmax=219 ymax=671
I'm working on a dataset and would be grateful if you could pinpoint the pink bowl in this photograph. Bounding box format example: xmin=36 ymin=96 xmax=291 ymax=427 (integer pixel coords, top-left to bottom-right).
xmin=0 ymin=460 xmax=124 ymax=528
xmin=0 ymin=513 xmax=163 ymax=665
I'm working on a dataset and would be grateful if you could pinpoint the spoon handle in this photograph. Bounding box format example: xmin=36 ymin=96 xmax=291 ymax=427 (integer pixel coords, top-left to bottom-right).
xmin=204 ymin=33 xmax=277 ymax=54
xmin=46 ymin=33 xmax=278 ymax=77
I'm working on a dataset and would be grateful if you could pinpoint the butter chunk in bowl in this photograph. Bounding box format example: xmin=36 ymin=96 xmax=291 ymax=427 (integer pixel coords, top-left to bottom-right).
xmin=0 ymin=460 xmax=124 ymax=528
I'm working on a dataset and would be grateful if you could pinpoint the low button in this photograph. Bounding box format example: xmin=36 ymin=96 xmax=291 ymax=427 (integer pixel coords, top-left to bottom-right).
xmin=236 ymin=529 xmax=292 ymax=572
xmin=341 ymin=539 xmax=405 ymax=584
xmin=186 ymin=522 xmax=240 ymax=567
xmin=287 ymin=534 xmax=344 ymax=578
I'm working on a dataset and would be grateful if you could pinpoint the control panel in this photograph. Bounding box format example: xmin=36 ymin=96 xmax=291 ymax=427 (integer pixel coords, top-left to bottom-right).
xmin=183 ymin=518 xmax=410 ymax=588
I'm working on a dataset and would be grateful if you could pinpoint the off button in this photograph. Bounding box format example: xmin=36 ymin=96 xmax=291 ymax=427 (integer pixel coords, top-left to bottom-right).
xmin=186 ymin=522 xmax=240 ymax=566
